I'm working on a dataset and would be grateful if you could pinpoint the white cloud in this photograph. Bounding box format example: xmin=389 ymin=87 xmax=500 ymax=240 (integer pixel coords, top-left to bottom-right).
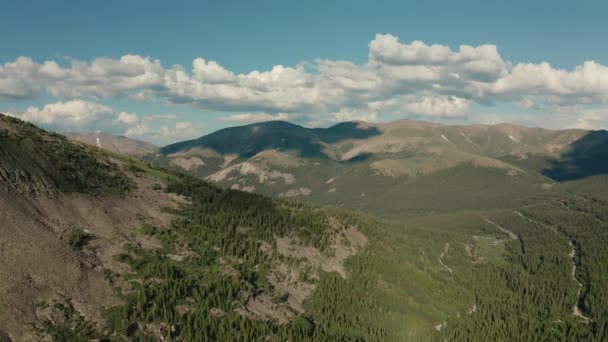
xmin=125 ymin=121 xmax=201 ymax=144
xmin=570 ymin=109 xmax=608 ymax=130
xmin=487 ymin=61 xmax=608 ymax=105
xmin=1 ymin=33 xmax=608 ymax=128
xmin=6 ymin=100 xmax=113 ymax=125
xmin=5 ymin=100 xmax=200 ymax=144
xmin=0 ymin=55 xmax=165 ymax=100
xmin=192 ymin=58 xmax=235 ymax=83
xmin=406 ymin=95 xmax=471 ymax=117
xmin=114 ymin=111 xmax=139 ymax=125
xmin=124 ymin=123 xmax=152 ymax=136
xmin=222 ymin=112 xmax=291 ymax=123
xmin=327 ymin=108 xmax=377 ymax=124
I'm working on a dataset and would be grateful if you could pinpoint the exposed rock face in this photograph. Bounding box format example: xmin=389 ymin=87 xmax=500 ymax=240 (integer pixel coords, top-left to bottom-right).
xmin=238 ymin=219 xmax=368 ymax=324
xmin=0 ymin=167 xmax=185 ymax=340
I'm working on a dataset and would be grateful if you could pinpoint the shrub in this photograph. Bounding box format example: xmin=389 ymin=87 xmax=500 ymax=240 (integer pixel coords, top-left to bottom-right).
xmin=65 ymin=228 xmax=91 ymax=250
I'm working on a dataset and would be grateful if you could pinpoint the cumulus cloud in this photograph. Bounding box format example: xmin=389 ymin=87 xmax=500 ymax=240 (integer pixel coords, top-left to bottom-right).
xmin=0 ymin=55 xmax=165 ymax=101
xmin=570 ymin=109 xmax=608 ymax=130
xmin=124 ymin=121 xmax=201 ymax=144
xmin=192 ymin=58 xmax=235 ymax=83
xmin=6 ymin=100 xmax=113 ymax=126
xmin=486 ymin=61 xmax=608 ymax=105
xmin=1 ymin=33 xmax=608 ymax=128
xmin=123 ymin=123 xmax=152 ymax=137
xmin=5 ymin=100 xmax=200 ymax=144
xmin=114 ymin=111 xmax=139 ymax=125
xmin=222 ymin=112 xmax=292 ymax=124
xmin=406 ymin=95 xmax=471 ymax=117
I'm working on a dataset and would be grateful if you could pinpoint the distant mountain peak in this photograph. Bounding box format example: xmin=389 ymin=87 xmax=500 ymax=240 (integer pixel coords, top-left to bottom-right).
xmin=65 ymin=132 xmax=158 ymax=156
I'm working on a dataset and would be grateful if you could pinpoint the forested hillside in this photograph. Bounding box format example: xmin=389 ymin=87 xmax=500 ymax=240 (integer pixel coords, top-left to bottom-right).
xmin=0 ymin=114 xmax=382 ymax=340
xmin=3 ymin=114 xmax=608 ymax=341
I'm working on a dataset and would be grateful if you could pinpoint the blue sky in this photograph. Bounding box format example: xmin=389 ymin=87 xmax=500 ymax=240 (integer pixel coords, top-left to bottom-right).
xmin=1 ymin=0 xmax=608 ymax=144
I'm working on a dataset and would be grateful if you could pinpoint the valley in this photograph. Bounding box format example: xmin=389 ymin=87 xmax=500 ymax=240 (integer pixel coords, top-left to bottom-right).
xmin=2 ymin=2 xmax=607 ymax=340
xmin=1 ymin=115 xmax=608 ymax=340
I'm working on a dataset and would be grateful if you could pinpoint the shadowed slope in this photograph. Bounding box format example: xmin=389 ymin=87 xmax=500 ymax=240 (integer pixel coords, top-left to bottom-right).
xmin=162 ymin=121 xmax=331 ymax=158
xmin=543 ymin=130 xmax=608 ymax=181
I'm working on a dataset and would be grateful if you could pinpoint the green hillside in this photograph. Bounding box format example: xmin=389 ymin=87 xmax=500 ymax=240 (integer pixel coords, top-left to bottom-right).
xmin=3 ymin=115 xmax=608 ymax=340
xmin=0 ymin=115 xmax=131 ymax=196
xmin=41 ymin=172 xmax=608 ymax=341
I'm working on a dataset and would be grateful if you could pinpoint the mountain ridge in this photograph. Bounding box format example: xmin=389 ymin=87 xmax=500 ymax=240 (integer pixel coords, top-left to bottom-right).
xmin=0 ymin=113 xmax=379 ymax=340
xmin=66 ymin=131 xmax=158 ymax=156
xmin=151 ymin=118 xmax=608 ymax=216
xmin=3 ymin=113 xmax=608 ymax=340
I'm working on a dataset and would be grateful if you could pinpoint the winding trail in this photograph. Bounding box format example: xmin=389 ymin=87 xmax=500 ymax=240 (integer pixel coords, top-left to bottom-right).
xmin=439 ymin=243 xmax=453 ymax=274
xmin=569 ymin=242 xmax=592 ymax=322
xmin=483 ymin=216 xmax=517 ymax=240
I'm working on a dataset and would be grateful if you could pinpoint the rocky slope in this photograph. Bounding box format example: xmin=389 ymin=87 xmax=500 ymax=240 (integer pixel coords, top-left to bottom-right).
xmin=0 ymin=114 xmax=182 ymax=340
xmin=0 ymin=114 xmax=371 ymax=340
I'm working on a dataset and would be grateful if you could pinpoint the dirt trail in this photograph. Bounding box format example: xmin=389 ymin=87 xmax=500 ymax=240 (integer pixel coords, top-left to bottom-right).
xmin=438 ymin=243 xmax=453 ymax=274
xmin=483 ymin=217 xmax=517 ymax=240
xmin=568 ymin=241 xmax=592 ymax=322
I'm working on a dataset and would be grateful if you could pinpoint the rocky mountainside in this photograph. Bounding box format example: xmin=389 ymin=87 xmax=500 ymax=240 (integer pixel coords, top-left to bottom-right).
xmin=3 ymin=114 xmax=608 ymax=341
xmin=0 ymin=114 xmax=373 ymax=341
xmin=153 ymin=119 xmax=608 ymax=216
xmin=0 ymin=114 xmax=181 ymax=340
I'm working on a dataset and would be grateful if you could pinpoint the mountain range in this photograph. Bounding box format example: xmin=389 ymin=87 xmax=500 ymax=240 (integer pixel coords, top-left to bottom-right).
xmin=3 ymin=114 xmax=608 ymax=340
xmin=149 ymin=119 xmax=608 ymax=216
xmin=66 ymin=132 xmax=158 ymax=156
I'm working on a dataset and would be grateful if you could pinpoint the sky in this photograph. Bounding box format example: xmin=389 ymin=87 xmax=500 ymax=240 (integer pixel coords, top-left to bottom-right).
xmin=1 ymin=0 xmax=608 ymax=145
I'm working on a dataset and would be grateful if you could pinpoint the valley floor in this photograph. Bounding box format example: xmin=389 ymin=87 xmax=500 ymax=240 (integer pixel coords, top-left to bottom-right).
xmin=363 ymin=185 xmax=608 ymax=340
